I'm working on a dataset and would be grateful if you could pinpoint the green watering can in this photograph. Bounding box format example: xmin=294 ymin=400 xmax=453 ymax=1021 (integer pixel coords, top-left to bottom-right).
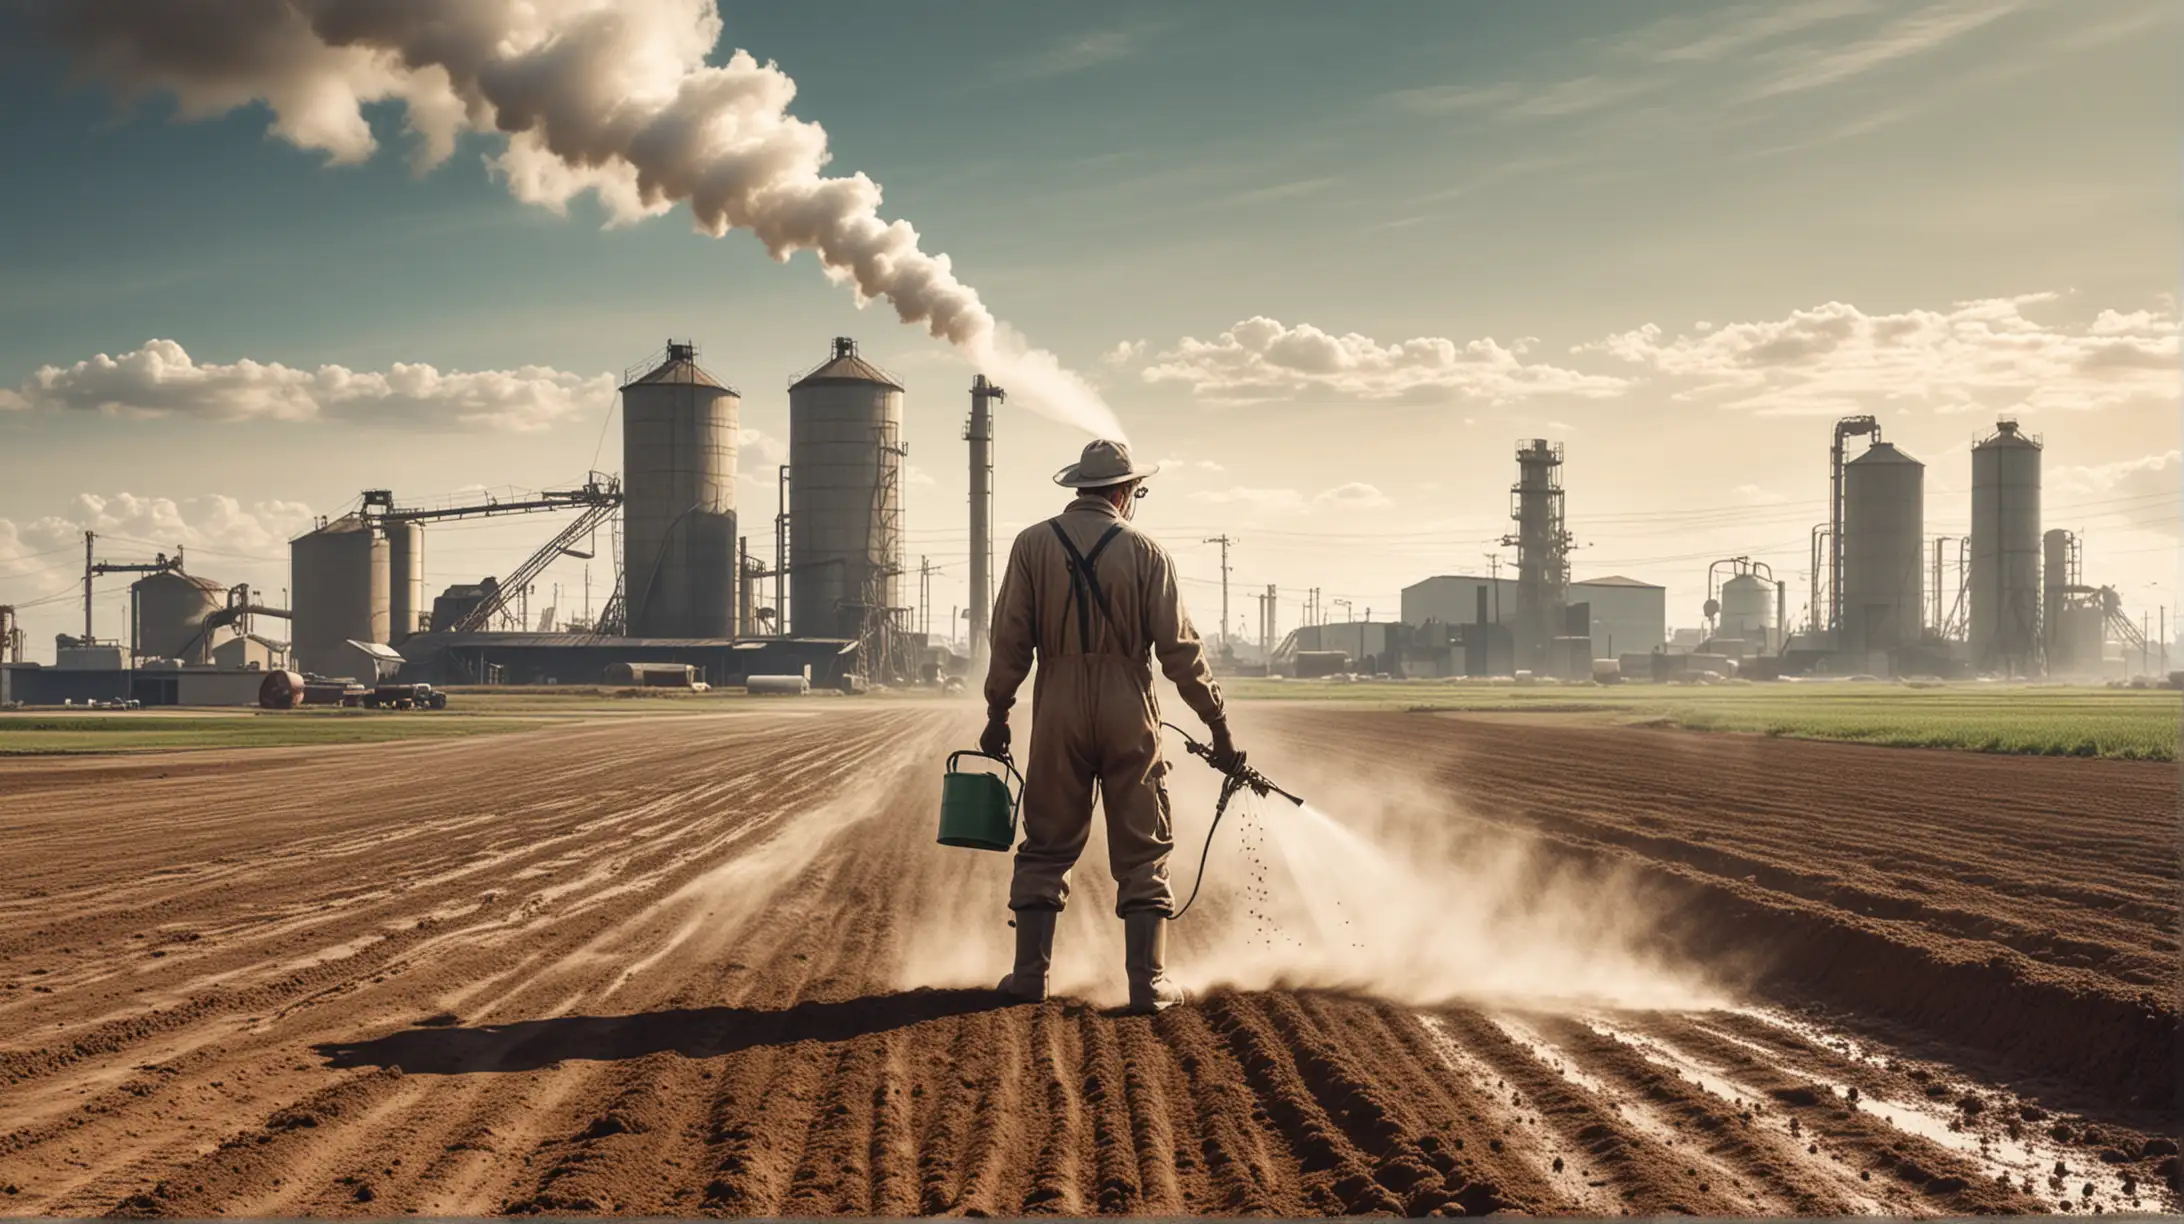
xmin=938 ymin=750 xmax=1024 ymax=852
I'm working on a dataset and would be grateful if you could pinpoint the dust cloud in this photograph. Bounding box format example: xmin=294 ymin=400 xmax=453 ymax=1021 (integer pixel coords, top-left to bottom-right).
xmin=897 ymin=734 xmax=1724 ymax=1012
xmin=1169 ymin=767 xmax=1726 ymax=1012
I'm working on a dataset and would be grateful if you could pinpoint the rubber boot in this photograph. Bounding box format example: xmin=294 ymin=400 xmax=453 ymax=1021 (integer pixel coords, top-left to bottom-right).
xmin=1124 ymin=911 xmax=1188 ymax=1014
xmin=997 ymin=908 xmax=1056 ymax=1002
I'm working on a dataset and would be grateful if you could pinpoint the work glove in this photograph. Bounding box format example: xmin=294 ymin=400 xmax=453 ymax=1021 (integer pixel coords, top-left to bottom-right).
xmin=979 ymin=716 xmax=1012 ymax=763
xmin=1208 ymin=719 xmax=1245 ymax=774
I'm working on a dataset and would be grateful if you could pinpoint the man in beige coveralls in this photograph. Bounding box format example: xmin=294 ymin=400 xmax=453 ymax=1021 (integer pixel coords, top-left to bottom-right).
xmin=980 ymin=439 xmax=1243 ymax=1014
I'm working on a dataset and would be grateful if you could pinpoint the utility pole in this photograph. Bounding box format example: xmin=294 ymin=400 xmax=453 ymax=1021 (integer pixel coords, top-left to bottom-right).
xmin=1484 ymin=553 xmax=1502 ymax=625
xmin=83 ymin=531 xmax=95 ymax=642
xmin=1203 ymin=535 xmax=1235 ymax=652
xmin=919 ymin=555 xmax=931 ymax=636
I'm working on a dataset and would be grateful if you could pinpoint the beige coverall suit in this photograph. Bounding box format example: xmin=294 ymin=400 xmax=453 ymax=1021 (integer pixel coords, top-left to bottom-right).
xmin=985 ymin=495 xmax=1227 ymax=917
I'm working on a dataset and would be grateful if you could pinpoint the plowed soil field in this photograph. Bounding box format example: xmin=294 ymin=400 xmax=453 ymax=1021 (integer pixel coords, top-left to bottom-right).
xmin=0 ymin=704 xmax=2173 ymax=1216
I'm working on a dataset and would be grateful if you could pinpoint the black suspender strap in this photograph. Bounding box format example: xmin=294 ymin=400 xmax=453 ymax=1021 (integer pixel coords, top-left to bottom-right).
xmin=1050 ymin=521 xmax=1127 ymax=652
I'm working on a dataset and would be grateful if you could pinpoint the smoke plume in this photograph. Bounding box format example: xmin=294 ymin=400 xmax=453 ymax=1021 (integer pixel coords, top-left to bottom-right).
xmin=42 ymin=0 xmax=1127 ymax=440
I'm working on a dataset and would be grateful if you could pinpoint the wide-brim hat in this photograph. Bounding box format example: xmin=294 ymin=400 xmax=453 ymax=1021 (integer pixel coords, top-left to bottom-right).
xmin=1054 ymin=438 xmax=1160 ymax=488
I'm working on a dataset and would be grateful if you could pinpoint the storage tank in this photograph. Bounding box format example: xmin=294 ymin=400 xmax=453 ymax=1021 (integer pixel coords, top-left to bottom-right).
xmin=386 ymin=520 xmax=424 ymax=641
xmin=133 ymin=570 xmax=226 ymax=662
xmin=290 ymin=515 xmax=389 ymax=677
xmin=605 ymin=661 xmax=698 ymax=687
xmin=1718 ymin=573 xmax=1776 ymax=653
xmin=1968 ymin=419 xmax=2041 ymax=675
xmin=621 ymin=340 xmax=739 ymax=638
xmin=746 ymin=673 xmax=812 ymax=695
xmin=258 ymin=669 xmax=306 ymax=710
xmin=1841 ymin=441 xmax=1923 ymax=663
xmin=2043 ymin=527 xmax=2071 ymax=670
xmin=789 ymin=337 xmax=904 ymax=640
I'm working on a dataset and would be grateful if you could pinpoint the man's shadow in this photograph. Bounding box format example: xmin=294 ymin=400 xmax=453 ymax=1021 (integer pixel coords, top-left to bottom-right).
xmin=315 ymin=987 xmax=1005 ymax=1075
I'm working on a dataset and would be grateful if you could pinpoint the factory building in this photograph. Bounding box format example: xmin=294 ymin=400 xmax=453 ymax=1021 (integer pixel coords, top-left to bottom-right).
xmin=395 ymin=631 xmax=856 ymax=689
xmin=1402 ymin=574 xmax=1665 ymax=660
xmin=211 ymin=633 xmax=289 ymax=671
xmin=620 ymin=342 xmax=739 ymax=638
xmin=0 ymin=640 xmax=284 ymax=708
xmin=788 ymin=338 xmax=905 ymax=648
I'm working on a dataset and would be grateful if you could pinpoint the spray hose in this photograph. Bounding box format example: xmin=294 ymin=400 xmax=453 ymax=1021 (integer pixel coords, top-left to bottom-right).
xmin=1162 ymin=722 xmax=1304 ymax=919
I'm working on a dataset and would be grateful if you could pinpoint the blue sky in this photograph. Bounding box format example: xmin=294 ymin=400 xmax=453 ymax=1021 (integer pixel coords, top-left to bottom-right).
xmin=0 ymin=0 xmax=2176 ymax=655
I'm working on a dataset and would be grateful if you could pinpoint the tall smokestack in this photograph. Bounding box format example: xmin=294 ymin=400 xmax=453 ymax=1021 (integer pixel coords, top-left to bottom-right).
xmin=967 ymin=374 xmax=1004 ymax=666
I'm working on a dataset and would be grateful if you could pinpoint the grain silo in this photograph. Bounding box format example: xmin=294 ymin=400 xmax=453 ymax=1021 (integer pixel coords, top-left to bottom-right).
xmin=788 ymin=337 xmax=904 ymax=641
xmin=134 ymin=570 xmax=227 ymax=662
xmin=1840 ymin=441 xmax=1924 ymax=666
xmin=290 ymin=515 xmax=389 ymax=677
xmin=620 ymin=341 xmax=739 ymax=639
xmin=1718 ymin=571 xmax=1777 ymax=654
xmin=1968 ymin=418 xmax=2041 ymax=676
xmin=386 ymin=520 xmax=424 ymax=642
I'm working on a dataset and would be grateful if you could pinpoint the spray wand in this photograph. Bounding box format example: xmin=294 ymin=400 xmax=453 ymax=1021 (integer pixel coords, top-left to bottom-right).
xmin=1162 ymin=721 xmax=1304 ymax=918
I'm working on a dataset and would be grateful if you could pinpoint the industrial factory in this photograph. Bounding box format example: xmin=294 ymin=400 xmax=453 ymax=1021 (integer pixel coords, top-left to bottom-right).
xmin=304 ymin=337 xmax=949 ymax=692
xmin=1262 ymin=417 xmax=2161 ymax=684
xmin=3 ymin=336 xmax=971 ymax=704
xmin=2 ymin=337 xmax=2166 ymax=709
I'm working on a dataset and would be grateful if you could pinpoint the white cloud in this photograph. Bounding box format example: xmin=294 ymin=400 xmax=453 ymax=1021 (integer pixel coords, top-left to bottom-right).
xmin=1579 ymin=294 xmax=2179 ymax=416
xmin=1144 ymin=317 xmax=1628 ymax=405
xmin=996 ymin=23 xmax=1153 ymax=83
xmin=1154 ymin=457 xmax=1226 ymax=474
xmin=2049 ymin=449 xmax=2182 ymax=499
xmin=904 ymin=463 xmax=938 ymax=487
xmin=1747 ymin=0 xmax=2025 ymax=100
xmin=1103 ymin=339 xmax=1147 ymax=366
xmin=1188 ymin=482 xmax=1393 ymax=515
xmin=1316 ymin=482 xmax=1393 ymax=510
xmin=4 ymin=340 xmax=615 ymax=431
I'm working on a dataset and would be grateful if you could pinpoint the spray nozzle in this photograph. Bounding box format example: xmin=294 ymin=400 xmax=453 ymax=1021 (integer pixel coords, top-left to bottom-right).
xmin=1164 ymin=722 xmax=1303 ymax=807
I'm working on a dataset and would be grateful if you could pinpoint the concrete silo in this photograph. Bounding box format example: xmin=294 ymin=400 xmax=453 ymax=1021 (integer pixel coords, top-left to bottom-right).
xmin=134 ymin=570 xmax=227 ymax=662
xmin=789 ymin=337 xmax=905 ymax=642
xmin=1840 ymin=441 xmax=1924 ymax=667
xmin=290 ymin=515 xmax=389 ymax=677
xmin=386 ymin=520 xmax=424 ymax=642
xmin=1968 ymin=418 xmax=2041 ymax=676
xmin=621 ymin=341 xmax=739 ymax=639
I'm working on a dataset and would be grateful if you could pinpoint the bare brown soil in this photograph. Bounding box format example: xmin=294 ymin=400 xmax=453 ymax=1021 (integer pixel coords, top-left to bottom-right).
xmin=0 ymin=704 xmax=2171 ymax=1216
